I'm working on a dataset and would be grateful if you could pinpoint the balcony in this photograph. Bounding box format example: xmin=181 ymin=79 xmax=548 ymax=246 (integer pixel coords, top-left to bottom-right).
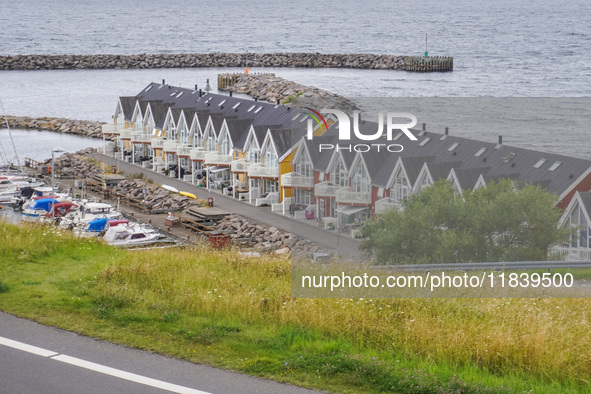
xmin=163 ymin=140 xmax=179 ymax=154
xmin=204 ymin=151 xmax=232 ymax=166
xmin=151 ymin=138 xmax=166 ymax=150
xmin=102 ymin=123 xmax=121 ymax=136
xmin=177 ymin=144 xmax=193 ymax=157
xmin=131 ymin=132 xmax=152 ymax=143
xmin=247 ymin=164 xmax=279 ymax=179
xmin=374 ymin=197 xmax=401 ymax=214
xmin=336 ymin=188 xmax=372 ymax=204
xmin=231 ymin=159 xmax=251 ymax=173
xmin=549 ymin=246 xmax=591 ymax=261
xmin=190 ymin=147 xmax=206 ymax=161
xmin=118 ymin=128 xmax=135 ymax=140
xmin=281 ymin=172 xmax=314 ymax=188
xmin=314 ymin=181 xmax=338 ymax=198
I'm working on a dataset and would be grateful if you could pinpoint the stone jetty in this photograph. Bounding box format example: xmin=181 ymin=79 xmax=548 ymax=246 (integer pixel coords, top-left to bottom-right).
xmin=0 ymin=53 xmax=452 ymax=72
xmin=218 ymin=73 xmax=357 ymax=110
xmin=4 ymin=115 xmax=105 ymax=139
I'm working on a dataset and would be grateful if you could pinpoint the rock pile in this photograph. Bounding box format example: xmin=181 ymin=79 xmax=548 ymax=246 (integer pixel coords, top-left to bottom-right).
xmin=113 ymin=179 xmax=203 ymax=212
xmin=5 ymin=115 xmax=104 ymax=138
xmin=219 ymin=73 xmax=356 ymax=110
xmin=43 ymin=148 xmax=101 ymax=178
xmin=0 ymin=53 xmax=408 ymax=71
xmin=215 ymin=214 xmax=328 ymax=256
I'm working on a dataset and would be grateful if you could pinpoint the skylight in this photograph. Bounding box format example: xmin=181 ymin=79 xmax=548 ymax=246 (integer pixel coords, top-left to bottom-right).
xmin=548 ymin=161 xmax=562 ymax=171
xmin=448 ymin=142 xmax=460 ymax=151
xmin=393 ymin=132 xmax=403 ymax=141
xmin=254 ymin=106 xmax=263 ymax=114
xmin=247 ymin=105 xmax=256 ymax=112
xmin=232 ymin=102 xmax=241 ymax=109
xmin=177 ymin=92 xmax=184 ymax=98
xmin=292 ymin=113 xmax=301 ymax=121
xmin=475 ymin=147 xmax=487 ymax=157
xmin=533 ymin=158 xmax=547 ymax=168
xmin=218 ymin=99 xmax=227 ymax=106
xmin=145 ymin=86 xmax=153 ymax=92
xmin=170 ymin=92 xmax=177 ymax=96
xmin=419 ymin=137 xmax=431 ymax=146
xmin=299 ymin=115 xmax=307 ymax=122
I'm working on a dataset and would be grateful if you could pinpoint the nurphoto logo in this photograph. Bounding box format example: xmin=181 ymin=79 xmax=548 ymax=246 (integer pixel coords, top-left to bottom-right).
xmin=304 ymin=108 xmax=418 ymax=153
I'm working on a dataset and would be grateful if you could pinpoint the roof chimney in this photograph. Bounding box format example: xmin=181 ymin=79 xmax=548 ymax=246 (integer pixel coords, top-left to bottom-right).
xmin=194 ymin=84 xmax=198 ymax=90
xmin=162 ymin=79 xmax=165 ymax=85
xmin=198 ymin=89 xmax=202 ymax=97
xmin=445 ymin=127 xmax=449 ymax=135
xmin=498 ymin=135 xmax=503 ymax=145
xmin=254 ymin=98 xmax=258 ymax=102
xmin=229 ymin=91 xmax=233 ymax=97
xmin=422 ymin=123 xmax=426 ymax=131
xmin=276 ymin=99 xmax=280 ymax=105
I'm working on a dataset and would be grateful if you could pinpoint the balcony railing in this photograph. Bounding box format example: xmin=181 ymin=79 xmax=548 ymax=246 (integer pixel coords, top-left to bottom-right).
xmin=177 ymin=144 xmax=193 ymax=157
xmin=151 ymin=138 xmax=166 ymax=150
xmin=314 ymin=181 xmax=338 ymax=198
xmin=281 ymin=172 xmax=314 ymax=188
xmin=549 ymin=246 xmax=591 ymax=261
xmin=131 ymin=132 xmax=152 ymax=143
xmin=118 ymin=128 xmax=134 ymax=140
xmin=336 ymin=188 xmax=372 ymax=204
xmin=102 ymin=123 xmax=122 ymax=136
xmin=374 ymin=197 xmax=401 ymax=214
xmin=231 ymin=159 xmax=251 ymax=173
xmin=163 ymin=140 xmax=179 ymax=154
xmin=190 ymin=147 xmax=206 ymax=161
xmin=247 ymin=164 xmax=279 ymax=179
xmin=204 ymin=152 xmax=232 ymax=165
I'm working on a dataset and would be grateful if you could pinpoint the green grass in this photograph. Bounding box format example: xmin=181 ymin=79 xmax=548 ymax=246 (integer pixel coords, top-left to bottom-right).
xmin=0 ymin=221 xmax=588 ymax=393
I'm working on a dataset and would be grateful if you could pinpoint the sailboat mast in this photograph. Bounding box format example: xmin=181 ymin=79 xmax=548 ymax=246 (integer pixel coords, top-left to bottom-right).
xmin=0 ymin=97 xmax=23 ymax=172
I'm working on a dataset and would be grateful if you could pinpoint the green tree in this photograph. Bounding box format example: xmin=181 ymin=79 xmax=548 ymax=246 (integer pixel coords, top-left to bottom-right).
xmin=361 ymin=179 xmax=570 ymax=264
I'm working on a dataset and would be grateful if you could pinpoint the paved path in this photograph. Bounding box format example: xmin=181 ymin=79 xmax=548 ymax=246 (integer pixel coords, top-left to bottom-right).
xmin=90 ymin=153 xmax=362 ymax=260
xmin=0 ymin=312 xmax=320 ymax=394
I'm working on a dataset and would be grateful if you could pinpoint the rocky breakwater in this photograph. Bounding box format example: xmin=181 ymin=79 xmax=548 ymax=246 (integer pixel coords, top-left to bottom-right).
xmin=215 ymin=214 xmax=329 ymax=257
xmin=219 ymin=73 xmax=357 ymax=111
xmin=112 ymin=179 xmax=202 ymax=212
xmin=5 ymin=115 xmax=105 ymax=138
xmin=0 ymin=53 xmax=408 ymax=71
xmin=41 ymin=148 xmax=101 ymax=178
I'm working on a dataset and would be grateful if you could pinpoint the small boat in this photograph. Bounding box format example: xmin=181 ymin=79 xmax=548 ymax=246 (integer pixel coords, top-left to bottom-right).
xmin=21 ymin=198 xmax=60 ymax=220
xmin=102 ymin=221 xmax=163 ymax=247
xmin=61 ymin=202 xmax=122 ymax=228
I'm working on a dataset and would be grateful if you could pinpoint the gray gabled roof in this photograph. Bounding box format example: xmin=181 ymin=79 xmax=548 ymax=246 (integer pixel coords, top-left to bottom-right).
xmin=119 ymin=97 xmax=137 ymax=121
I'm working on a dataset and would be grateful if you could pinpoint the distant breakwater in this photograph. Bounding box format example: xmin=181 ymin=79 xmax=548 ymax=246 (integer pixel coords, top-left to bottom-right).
xmin=4 ymin=115 xmax=104 ymax=139
xmin=0 ymin=53 xmax=452 ymax=72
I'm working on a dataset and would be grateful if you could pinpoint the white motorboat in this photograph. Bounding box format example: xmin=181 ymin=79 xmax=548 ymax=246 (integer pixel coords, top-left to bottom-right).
xmin=102 ymin=222 xmax=163 ymax=247
xmin=61 ymin=202 xmax=122 ymax=228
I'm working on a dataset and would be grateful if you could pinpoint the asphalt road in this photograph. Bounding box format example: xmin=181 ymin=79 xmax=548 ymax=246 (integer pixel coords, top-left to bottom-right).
xmin=0 ymin=312 xmax=320 ymax=394
xmin=89 ymin=152 xmax=362 ymax=260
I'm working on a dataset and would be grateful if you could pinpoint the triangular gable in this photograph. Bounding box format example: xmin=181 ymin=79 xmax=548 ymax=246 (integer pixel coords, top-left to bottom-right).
xmin=218 ymin=120 xmax=232 ymax=147
xmin=243 ymin=125 xmax=260 ymax=152
xmin=385 ymin=157 xmax=411 ymax=190
xmin=411 ymin=162 xmax=434 ymax=194
xmin=260 ymin=131 xmax=278 ymax=159
xmin=559 ymin=191 xmax=591 ymax=229
xmin=131 ymin=100 xmax=143 ymax=124
xmin=348 ymin=152 xmax=370 ymax=180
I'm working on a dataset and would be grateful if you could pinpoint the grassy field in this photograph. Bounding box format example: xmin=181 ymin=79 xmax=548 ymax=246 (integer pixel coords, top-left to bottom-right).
xmin=0 ymin=221 xmax=589 ymax=393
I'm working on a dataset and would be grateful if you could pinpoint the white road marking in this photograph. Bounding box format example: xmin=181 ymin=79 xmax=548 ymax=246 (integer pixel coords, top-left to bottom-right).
xmin=0 ymin=335 xmax=58 ymax=357
xmin=0 ymin=336 xmax=210 ymax=394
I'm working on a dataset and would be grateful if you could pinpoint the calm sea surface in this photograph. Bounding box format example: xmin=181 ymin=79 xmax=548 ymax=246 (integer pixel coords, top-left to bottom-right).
xmin=0 ymin=0 xmax=589 ymax=160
